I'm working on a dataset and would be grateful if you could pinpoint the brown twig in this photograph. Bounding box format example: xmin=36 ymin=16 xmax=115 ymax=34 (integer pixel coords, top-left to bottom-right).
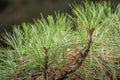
xmin=43 ymin=47 xmax=49 ymax=80
xmin=22 ymin=71 xmax=42 ymax=80
xmin=56 ymin=28 xmax=94 ymax=80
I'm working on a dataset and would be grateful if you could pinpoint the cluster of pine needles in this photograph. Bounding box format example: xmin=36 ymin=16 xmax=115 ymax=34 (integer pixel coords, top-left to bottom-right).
xmin=0 ymin=1 xmax=120 ymax=80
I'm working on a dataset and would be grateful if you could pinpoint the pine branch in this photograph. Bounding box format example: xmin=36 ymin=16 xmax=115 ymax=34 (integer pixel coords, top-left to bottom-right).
xmin=43 ymin=47 xmax=49 ymax=80
xmin=56 ymin=28 xmax=94 ymax=80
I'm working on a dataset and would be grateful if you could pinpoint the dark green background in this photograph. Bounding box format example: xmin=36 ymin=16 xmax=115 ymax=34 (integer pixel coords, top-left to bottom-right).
xmin=0 ymin=0 xmax=119 ymax=32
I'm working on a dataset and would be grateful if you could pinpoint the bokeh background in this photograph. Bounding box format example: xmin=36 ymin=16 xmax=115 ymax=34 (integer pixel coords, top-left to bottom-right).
xmin=0 ymin=0 xmax=120 ymax=33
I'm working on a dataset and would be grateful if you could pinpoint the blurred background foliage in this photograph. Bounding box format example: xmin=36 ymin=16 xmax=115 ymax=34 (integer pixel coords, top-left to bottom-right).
xmin=0 ymin=0 xmax=120 ymax=33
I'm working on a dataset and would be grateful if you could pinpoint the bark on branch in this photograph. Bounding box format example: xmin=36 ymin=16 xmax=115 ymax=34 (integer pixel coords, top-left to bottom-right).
xmin=56 ymin=28 xmax=94 ymax=80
